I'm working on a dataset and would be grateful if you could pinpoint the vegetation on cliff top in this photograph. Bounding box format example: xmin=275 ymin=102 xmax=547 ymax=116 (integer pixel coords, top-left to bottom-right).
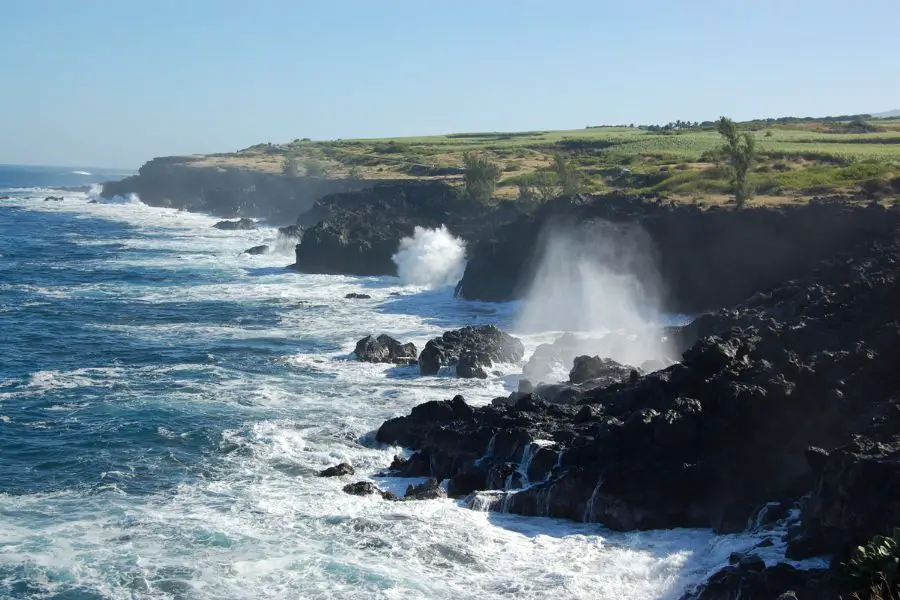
xmin=172 ymin=114 xmax=900 ymax=207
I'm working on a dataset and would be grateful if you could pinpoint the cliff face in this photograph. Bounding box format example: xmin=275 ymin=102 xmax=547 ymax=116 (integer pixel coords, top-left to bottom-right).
xmin=458 ymin=195 xmax=900 ymax=314
xmin=292 ymin=182 xmax=525 ymax=276
xmin=101 ymin=157 xmax=378 ymax=225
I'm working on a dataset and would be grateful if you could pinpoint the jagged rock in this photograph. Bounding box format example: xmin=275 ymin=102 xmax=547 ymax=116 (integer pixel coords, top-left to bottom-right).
xmin=44 ymin=195 xmax=63 ymax=202
xmin=342 ymin=481 xmax=397 ymax=501
xmin=788 ymin=405 xmax=900 ymax=560
xmin=568 ymin=355 xmax=638 ymax=386
xmin=318 ymin=463 xmax=355 ymax=477
xmin=418 ymin=325 xmax=524 ymax=376
xmin=680 ymin=563 xmax=840 ymax=600
xmin=278 ymin=225 xmax=302 ymax=238
xmin=345 ymin=293 xmax=371 ymax=299
xmin=403 ymin=478 xmax=447 ymax=501
xmin=243 ymin=245 xmax=269 ymax=255
xmin=213 ymin=218 xmax=257 ymax=230
xmin=354 ymin=334 xmax=418 ymax=365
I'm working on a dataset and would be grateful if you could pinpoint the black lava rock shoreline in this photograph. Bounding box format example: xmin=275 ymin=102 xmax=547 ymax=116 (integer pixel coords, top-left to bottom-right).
xmin=374 ymin=224 xmax=900 ymax=599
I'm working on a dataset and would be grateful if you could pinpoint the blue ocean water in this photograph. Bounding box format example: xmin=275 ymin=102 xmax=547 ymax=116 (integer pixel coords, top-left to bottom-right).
xmin=0 ymin=168 xmax=798 ymax=599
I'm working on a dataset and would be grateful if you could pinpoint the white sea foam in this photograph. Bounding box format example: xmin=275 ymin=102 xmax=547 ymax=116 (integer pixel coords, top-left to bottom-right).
xmin=0 ymin=192 xmax=826 ymax=599
xmin=393 ymin=225 xmax=466 ymax=288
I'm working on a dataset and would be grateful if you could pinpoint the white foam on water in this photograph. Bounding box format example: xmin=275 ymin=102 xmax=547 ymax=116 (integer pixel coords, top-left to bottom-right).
xmin=0 ymin=193 xmax=826 ymax=599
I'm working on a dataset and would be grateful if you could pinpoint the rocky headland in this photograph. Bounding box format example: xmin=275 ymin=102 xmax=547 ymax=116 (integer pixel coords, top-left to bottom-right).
xmin=373 ymin=218 xmax=900 ymax=599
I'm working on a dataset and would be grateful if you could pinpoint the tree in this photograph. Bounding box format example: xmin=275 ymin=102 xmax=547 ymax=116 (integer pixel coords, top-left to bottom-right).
xmin=463 ymin=152 xmax=501 ymax=203
xmin=717 ymin=116 xmax=756 ymax=208
xmin=552 ymin=152 xmax=582 ymax=196
xmin=282 ymin=154 xmax=300 ymax=178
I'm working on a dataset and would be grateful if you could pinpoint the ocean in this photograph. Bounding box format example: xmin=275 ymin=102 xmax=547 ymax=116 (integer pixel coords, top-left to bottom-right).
xmin=0 ymin=166 xmax=807 ymax=599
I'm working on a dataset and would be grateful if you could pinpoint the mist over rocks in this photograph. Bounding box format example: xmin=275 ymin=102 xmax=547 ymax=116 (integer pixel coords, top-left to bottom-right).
xmin=458 ymin=194 xmax=899 ymax=315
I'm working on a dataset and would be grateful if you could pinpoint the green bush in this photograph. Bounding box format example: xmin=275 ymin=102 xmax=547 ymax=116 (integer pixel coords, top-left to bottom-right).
xmin=847 ymin=529 xmax=900 ymax=594
xmin=463 ymin=152 xmax=501 ymax=203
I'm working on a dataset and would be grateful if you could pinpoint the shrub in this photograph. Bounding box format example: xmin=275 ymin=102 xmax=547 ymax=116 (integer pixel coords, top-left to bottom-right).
xmin=463 ymin=152 xmax=501 ymax=203
xmin=348 ymin=165 xmax=363 ymax=179
xmin=847 ymin=529 xmax=900 ymax=595
xmin=304 ymin=158 xmax=327 ymax=177
xmin=282 ymin=155 xmax=300 ymax=178
xmin=553 ymin=152 xmax=582 ymax=196
xmin=533 ymin=169 xmax=561 ymax=201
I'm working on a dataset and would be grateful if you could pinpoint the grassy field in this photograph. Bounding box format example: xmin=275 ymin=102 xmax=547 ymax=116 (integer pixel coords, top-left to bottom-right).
xmin=182 ymin=117 xmax=900 ymax=205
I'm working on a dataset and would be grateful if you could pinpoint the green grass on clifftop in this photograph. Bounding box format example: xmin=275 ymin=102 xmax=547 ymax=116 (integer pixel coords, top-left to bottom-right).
xmin=175 ymin=117 xmax=900 ymax=206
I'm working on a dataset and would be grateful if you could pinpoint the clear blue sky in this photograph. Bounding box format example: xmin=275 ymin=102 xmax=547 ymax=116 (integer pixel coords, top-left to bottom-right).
xmin=2 ymin=0 xmax=897 ymax=169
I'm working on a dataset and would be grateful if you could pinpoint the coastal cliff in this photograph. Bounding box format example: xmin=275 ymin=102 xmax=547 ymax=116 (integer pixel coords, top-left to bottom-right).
xmin=458 ymin=195 xmax=897 ymax=314
xmin=101 ymin=156 xmax=379 ymax=224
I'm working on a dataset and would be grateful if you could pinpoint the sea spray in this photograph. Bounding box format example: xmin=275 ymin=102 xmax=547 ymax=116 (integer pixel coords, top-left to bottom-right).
xmin=274 ymin=228 xmax=302 ymax=255
xmin=515 ymin=219 xmax=672 ymax=368
xmin=392 ymin=225 xmax=466 ymax=288
xmin=87 ymin=183 xmax=142 ymax=205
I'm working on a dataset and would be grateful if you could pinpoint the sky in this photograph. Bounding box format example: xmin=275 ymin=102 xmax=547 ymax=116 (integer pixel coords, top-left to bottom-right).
xmin=1 ymin=0 xmax=898 ymax=169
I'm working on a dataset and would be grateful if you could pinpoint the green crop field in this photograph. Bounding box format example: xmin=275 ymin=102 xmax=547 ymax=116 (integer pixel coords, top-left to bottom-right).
xmin=183 ymin=116 xmax=900 ymax=205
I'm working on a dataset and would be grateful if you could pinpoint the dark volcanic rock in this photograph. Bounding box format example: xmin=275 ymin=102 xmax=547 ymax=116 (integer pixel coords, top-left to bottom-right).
xmin=278 ymin=225 xmax=302 ymax=238
xmin=214 ymin=218 xmax=257 ymax=230
xmin=568 ymin=355 xmax=637 ymax=386
xmin=243 ymin=244 xmax=269 ymax=255
xmin=354 ymin=334 xmax=418 ymax=365
xmin=418 ymin=325 xmax=524 ymax=377
xmin=377 ymin=228 xmax=900 ymax=540
xmin=403 ymin=478 xmax=447 ymax=501
xmin=345 ymin=293 xmax=371 ymax=299
xmin=318 ymin=463 xmax=355 ymax=477
xmin=44 ymin=196 xmax=63 ymax=202
xmin=788 ymin=400 xmax=900 ymax=561
xmin=681 ymin=562 xmax=841 ymax=600
xmin=293 ymin=182 xmax=520 ymax=276
xmin=342 ymin=481 xmax=398 ymax=501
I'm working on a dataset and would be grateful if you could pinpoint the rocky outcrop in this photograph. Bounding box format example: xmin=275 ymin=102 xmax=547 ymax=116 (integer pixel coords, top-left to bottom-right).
xmin=345 ymin=293 xmax=371 ymax=299
xmin=403 ymin=478 xmax=447 ymax=501
xmin=101 ymin=157 xmax=377 ymax=223
xmin=318 ymin=463 xmax=355 ymax=477
xmin=568 ymin=355 xmax=637 ymax=385
xmin=457 ymin=194 xmax=899 ymax=314
xmin=787 ymin=401 xmax=900 ymax=562
xmin=418 ymin=325 xmax=525 ymax=377
xmin=682 ymin=562 xmax=840 ymax=600
xmin=354 ymin=334 xmax=418 ymax=365
xmin=342 ymin=481 xmax=398 ymax=500
xmin=377 ymin=227 xmax=900 ymax=540
xmin=214 ymin=218 xmax=257 ymax=230
xmin=243 ymin=245 xmax=269 ymax=255
xmin=292 ymin=182 xmax=523 ymax=276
